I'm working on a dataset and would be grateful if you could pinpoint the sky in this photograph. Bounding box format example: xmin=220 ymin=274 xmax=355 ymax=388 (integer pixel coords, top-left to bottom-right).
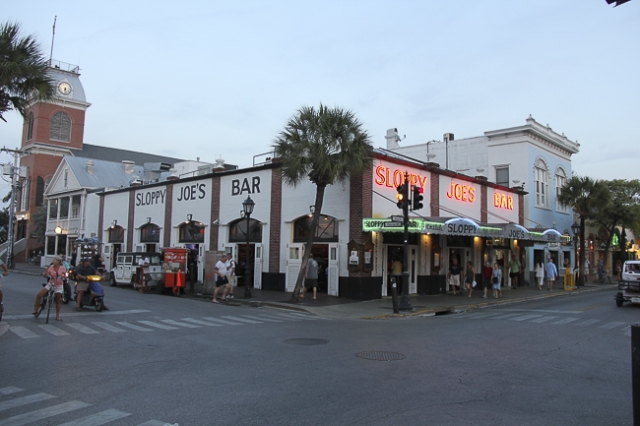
xmin=1 ymin=0 xmax=638 ymax=197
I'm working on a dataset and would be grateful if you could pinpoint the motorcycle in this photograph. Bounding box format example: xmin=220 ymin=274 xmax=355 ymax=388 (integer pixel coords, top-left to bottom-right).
xmin=74 ymin=274 xmax=106 ymax=312
xmin=60 ymin=270 xmax=73 ymax=304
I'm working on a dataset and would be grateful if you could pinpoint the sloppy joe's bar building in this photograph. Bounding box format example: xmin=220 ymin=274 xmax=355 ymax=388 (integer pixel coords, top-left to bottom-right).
xmin=97 ymin=150 xmax=566 ymax=299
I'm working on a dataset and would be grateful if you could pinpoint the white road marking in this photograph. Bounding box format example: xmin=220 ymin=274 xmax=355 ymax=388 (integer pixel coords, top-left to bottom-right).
xmin=551 ymin=317 xmax=579 ymax=325
xmin=9 ymin=326 xmax=39 ymax=339
xmin=201 ymin=317 xmax=244 ymax=326
xmin=38 ymin=324 xmax=70 ymax=336
xmin=598 ymin=321 xmax=627 ymax=330
xmin=92 ymin=322 xmax=127 ymax=333
xmin=530 ymin=316 xmax=559 ymax=323
xmin=180 ymin=318 xmax=222 ymax=327
xmin=138 ymin=321 xmax=178 ymax=330
xmin=574 ymin=319 xmax=602 ymax=327
xmin=510 ymin=314 xmax=544 ymax=322
xmin=66 ymin=323 xmax=100 ymax=334
xmin=498 ymin=309 xmax=583 ymax=314
xmin=490 ymin=313 xmax=524 ymax=320
xmin=220 ymin=315 xmax=262 ymax=324
xmin=115 ymin=322 xmax=153 ymax=332
xmin=161 ymin=319 xmax=201 ymax=328
xmin=0 ymin=393 xmax=55 ymax=412
xmin=0 ymin=387 xmax=22 ymax=396
xmin=0 ymin=400 xmax=91 ymax=426
xmin=56 ymin=408 xmax=131 ymax=426
xmin=240 ymin=314 xmax=284 ymax=323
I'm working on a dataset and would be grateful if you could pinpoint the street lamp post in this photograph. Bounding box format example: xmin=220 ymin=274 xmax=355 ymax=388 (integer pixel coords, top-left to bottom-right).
xmin=571 ymin=221 xmax=580 ymax=287
xmin=242 ymin=196 xmax=255 ymax=299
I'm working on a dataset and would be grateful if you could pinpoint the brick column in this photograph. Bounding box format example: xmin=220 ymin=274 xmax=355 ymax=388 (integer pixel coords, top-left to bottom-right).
xmin=127 ymin=191 xmax=135 ymax=252
xmin=518 ymin=193 xmax=525 ymax=225
xmin=164 ymin=184 xmax=173 ymax=247
xmin=209 ymin=177 xmax=221 ymax=251
xmin=480 ymin=185 xmax=488 ymax=223
xmin=349 ymin=170 xmax=373 ymax=278
xmin=269 ymin=168 xmax=282 ymax=273
xmin=430 ymin=173 xmax=439 ymax=217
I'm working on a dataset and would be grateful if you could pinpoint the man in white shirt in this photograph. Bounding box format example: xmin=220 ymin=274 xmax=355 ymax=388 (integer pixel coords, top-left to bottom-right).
xmin=138 ymin=256 xmax=150 ymax=292
xmin=212 ymin=253 xmax=234 ymax=303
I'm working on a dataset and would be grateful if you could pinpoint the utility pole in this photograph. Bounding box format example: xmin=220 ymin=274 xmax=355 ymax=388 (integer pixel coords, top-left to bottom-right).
xmin=1 ymin=147 xmax=23 ymax=269
xmin=399 ymin=171 xmax=413 ymax=311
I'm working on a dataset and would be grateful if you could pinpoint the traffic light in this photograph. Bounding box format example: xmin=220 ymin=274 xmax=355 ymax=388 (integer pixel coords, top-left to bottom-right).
xmin=396 ymin=183 xmax=408 ymax=209
xmin=412 ymin=185 xmax=424 ymax=211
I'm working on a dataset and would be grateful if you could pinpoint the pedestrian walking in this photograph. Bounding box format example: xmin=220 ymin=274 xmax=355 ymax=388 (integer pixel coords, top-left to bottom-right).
xmin=464 ymin=261 xmax=475 ymax=298
xmin=448 ymin=257 xmax=462 ymax=295
xmin=212 ymin=253 xmax=233 ymax=303
xmin=492 ymin=262 xmax=502 ymax=298
xmin=300 ymin=253 xmax=319 ymax=300
xmin=482 ymin=261 xmax=492 ymax=299
xmin=546 ymin=257 xmax=558 ymax=291
xmin=584 ymin=258 xmax=590 ymax=283
xmin=616 ymin=260 xmax=622 ymax=280
xmin=508 ymin=253 xmax=521 ymax=289
xmin=535 ymin=262 xmax=544 ymax=290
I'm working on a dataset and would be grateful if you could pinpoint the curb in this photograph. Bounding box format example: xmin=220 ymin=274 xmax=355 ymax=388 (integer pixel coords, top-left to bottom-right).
xmin=358 ymin=284 xmax=615 ymax=320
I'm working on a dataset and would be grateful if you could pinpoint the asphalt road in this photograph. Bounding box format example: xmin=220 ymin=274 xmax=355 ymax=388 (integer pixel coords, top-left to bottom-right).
xmin=0 ymin=273 xmax=634 ymax=425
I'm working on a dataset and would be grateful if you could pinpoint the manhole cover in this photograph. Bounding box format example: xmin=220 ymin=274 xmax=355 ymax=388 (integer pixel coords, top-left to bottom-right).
xmin=284 ymin=338 xmax=329 ymax=346
xmin=355 ymin=351 xmax=406 ymax=361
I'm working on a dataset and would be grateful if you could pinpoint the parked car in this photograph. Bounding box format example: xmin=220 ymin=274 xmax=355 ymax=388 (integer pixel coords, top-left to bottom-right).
xmin=109 ymin=252 xmax=163 ymax=288
xmin=615 ymin=260 xmax=640 ymax=307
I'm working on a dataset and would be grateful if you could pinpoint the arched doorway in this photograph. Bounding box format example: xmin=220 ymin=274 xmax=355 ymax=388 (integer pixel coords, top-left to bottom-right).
xmin=229 ymin=218 xmax=262 ymax=289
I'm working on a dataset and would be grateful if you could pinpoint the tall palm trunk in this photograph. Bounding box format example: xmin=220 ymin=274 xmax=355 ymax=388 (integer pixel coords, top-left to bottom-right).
xmin=291 ymin=185 xmax=326 ymax=301
xmin=579 ymin=218 xmax=586 ymax=287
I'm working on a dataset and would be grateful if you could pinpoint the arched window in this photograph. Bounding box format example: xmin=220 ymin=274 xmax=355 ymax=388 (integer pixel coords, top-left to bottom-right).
xmin=108 ymin=225 xmax=125 ymax=243
xmin=36 ymin=176 xmax=45 ymax=206
xmin=293 ymin=215 xmax=339 ymax=243
xmin=50 ymin=111 xmax=71 ymax=142
xmin=555 ymin=168 xmax=569 ymax=213
xmin=179 ymin=221 xmax=205 ymax=243
xmin=27 ymin=112 xmax=34 ymax=140
xmin=140 ymin=223 xmax=160 ymax=243
xmin=229 ymin=218 xmax=262 ymax=243
xmin=534 ymin=159 xmax=549 ymax=208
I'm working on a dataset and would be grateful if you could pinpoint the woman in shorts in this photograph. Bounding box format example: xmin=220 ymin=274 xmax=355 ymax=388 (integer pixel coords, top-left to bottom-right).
xmin=492 ymin=262 xmax=502 ymax=299
xmin=32 ymin=256 xmax=66 ymax=321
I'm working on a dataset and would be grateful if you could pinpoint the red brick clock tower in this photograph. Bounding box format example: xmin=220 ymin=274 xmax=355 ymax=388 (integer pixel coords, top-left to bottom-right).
xmin=16 ymin=60 xmax=91 ymax=262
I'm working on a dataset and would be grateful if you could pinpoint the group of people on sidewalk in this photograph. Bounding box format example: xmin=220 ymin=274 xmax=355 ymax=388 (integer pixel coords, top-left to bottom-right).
xmin=447 ymin=253 xmax=565 ymax=299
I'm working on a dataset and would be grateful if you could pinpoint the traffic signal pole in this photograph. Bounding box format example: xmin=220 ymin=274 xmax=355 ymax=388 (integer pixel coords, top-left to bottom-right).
xmin=398 ymin=172 xmax=413 ymax=311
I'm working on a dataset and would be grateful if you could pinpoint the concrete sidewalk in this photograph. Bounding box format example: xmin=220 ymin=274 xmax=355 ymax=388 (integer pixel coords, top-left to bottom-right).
xmin=9 ymin=262 xmax=615 ymax=320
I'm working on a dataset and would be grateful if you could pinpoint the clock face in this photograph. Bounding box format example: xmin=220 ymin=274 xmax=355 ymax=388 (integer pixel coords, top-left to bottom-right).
xmin=57 ymin=81 xmax=72 ymax=95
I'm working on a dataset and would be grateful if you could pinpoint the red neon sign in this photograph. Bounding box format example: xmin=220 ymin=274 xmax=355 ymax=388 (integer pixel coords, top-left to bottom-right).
xmin=445 ymin=182 xmax=476 ymax=203
xmin=494 ymin=192 xmax=514 ymax=210
xmin=374 ymin=165 xmax=428 ymax=189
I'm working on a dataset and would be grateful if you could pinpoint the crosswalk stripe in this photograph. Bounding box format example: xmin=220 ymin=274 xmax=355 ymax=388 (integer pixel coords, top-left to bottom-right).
xmin=0 ymin=400 xmax=91 ymax=426
xmin=138 ymin=321 xmax=178 ymax=330
xmin=530 ymin=316 xmax=558 ymax=323
xmin=92 ymin=322 xmax=127 ymax=333
xmin=269 ymin=312 xmax=315 ymax=321
xmin=552 ymin=317 xmax=579 ymax=325
xmin=599 ymin=321 xmax=627 ymax=330
xmin=284 ymin=312 xmax=321 ymax=320
xmin=510 ymin=314 xmax=543 ymax=322
xmin=66 ymin=323 xmax=100 ymax=335
xmin=490 ymin=313 xmax=524 ymax=320
xmin=115 ymin=322 xmax=153 ymax=332
xmin=623 ymin=326 xmax=632 ymax=336
xmin=0 ymin=387 xmax=22 ymax=396
xmin=0 ymin=393 xmax=55 ymax=412
xmin=574 ymin=319 xmax=602 ymax=327
xmin=161 ymin=319 xmax=201 ymax=328
xmin=201 ymin=317 xmax=244 ymax=326
xmin=180 ymin=318 xmax=222 ymax=327
xmin=265 ymin=312 xmax=303 ymax=321
xmin=220 ymin=315 xmax=262 ymax=324
xmin=136 ymin=420 xmax=174 ymax=426
xmin=463 ymin=312 xmax=504 ymax=319
xmin=9 ymin=326 xmax=39 ymax=339
xmin=56 ymin=408 xmax=131 ymax=426
xmin=38 ymin=324 xmax=70 ymax=336
xmin=240 ymin=314 xmax=284 ymax=323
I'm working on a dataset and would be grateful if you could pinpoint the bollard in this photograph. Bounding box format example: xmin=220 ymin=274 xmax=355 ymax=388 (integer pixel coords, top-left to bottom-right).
xmin=391 ymin=278 xmax=399 ymax=314
xmin=633 ymin=324 xmax=640 ymax=425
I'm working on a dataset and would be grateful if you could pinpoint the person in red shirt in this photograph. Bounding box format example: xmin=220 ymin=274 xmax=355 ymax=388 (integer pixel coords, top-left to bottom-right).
xmin=482 ymin=261 xmax=493 ymax=299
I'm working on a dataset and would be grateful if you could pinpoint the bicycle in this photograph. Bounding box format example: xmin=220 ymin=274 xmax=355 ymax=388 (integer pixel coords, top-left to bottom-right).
xmin=34 ymin=278 xmax=55 ymax=324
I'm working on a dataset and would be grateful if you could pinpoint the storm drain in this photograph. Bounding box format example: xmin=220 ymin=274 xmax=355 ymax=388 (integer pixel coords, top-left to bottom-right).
xmin=355 ymin=351 xmax=406 ymax=361
xmin=284 ymin=338 xmax=329 ymax=346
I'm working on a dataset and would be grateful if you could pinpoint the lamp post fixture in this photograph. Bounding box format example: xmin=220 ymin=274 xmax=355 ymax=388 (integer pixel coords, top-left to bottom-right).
xmin=571 ymin=221 xmax=580 ymax=286
xmin=242 ymin=196 xmax=255 ymax=299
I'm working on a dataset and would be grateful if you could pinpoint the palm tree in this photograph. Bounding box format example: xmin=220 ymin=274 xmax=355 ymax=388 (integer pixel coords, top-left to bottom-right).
xmin=558 ymin=175 xmax=609 ymax=286
xmin=273 ymin=104 xmax=373 ymax=301
xmin=0 ymin=21 xmax=55 ymax=123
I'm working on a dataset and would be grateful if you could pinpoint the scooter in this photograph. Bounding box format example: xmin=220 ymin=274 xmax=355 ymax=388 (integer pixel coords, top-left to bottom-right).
xmin=61 ymin=271 xmax=73 ymax=304
xmin=74 ymin=274 xmax=106 ymax=312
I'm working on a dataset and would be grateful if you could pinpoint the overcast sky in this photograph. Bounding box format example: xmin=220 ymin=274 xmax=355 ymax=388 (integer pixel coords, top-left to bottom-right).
xmin=1 ymin=0 xmax=638 ymax=196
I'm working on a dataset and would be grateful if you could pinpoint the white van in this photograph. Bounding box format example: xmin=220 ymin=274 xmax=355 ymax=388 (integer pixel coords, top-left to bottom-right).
xmin=109 ymin=252 xmax=163 ymax=288
xmin=615 ymin=260 xmax=640 ymax=307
